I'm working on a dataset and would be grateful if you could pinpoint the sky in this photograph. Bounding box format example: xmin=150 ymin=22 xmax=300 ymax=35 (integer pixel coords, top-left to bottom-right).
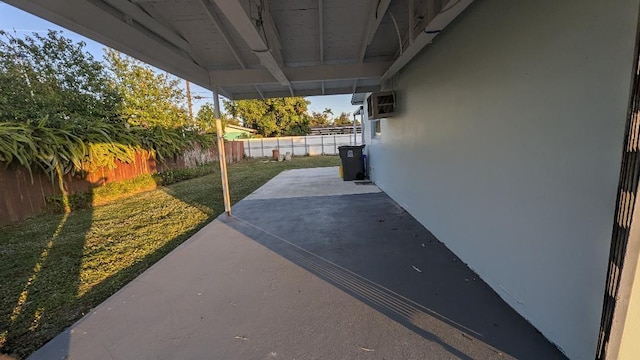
xmin=0 ymin=2 xmax=358 ymax=117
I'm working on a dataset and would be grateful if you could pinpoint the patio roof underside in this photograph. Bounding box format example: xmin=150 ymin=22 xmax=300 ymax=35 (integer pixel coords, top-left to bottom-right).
xmin=6 ymin=0 xmax=472 ymax=100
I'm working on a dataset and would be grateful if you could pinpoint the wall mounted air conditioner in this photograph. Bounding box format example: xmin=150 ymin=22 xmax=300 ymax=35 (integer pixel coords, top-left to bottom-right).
xmin=367 ymin=91 xmax=396 ymax=119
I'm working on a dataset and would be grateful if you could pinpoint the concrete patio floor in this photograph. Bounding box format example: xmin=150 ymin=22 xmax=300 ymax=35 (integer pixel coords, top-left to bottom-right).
xmin=30 ymin=167 xmax=566 ymax=360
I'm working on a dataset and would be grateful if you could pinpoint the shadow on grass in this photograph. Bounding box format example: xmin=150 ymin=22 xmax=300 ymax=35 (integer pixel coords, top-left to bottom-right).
xmin=0 ymin=188 xmax=93 ymax=359
xmin=1 ymin=156 xmax=341 ymax=359
xmin=1 ymin=179 xmax=217 ymax=358
xmin=74 ymin=216 xmax=213 ymax=305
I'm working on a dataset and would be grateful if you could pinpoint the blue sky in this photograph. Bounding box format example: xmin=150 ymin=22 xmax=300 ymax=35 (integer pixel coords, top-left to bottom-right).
xmin=0 ymin=2 xmax=357 ymax=117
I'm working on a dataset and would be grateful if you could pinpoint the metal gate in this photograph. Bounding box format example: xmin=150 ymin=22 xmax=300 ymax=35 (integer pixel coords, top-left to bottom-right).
xmin=595 ymin=27 xmax=640 ymax=359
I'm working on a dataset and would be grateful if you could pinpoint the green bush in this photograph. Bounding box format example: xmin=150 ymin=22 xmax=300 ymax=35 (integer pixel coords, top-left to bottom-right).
xmin=44 ymin=163 xmax=218 ymax=212
xmin=0 ymin=30 xmax=217 ymax=180
xmin=45 ymin=191 xmax=92 ymax=213
xmin=154 ymin=163 xmax=217 ymax=186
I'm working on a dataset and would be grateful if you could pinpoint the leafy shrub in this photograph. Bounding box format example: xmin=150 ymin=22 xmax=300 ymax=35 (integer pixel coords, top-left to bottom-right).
xmin=45 ymin=191 xmax=93 ymax=213
xmin=44 ymin=163 xmax=217 ymax=212
xmin=0 ymin=30 xmax=217 ymax=181
xmin=153 ymin=164 xmax=216 ymax=186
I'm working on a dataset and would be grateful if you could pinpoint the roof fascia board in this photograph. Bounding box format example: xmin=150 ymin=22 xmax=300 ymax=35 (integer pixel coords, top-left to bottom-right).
xmin=4 ymin=0 xmax=210 ymax=89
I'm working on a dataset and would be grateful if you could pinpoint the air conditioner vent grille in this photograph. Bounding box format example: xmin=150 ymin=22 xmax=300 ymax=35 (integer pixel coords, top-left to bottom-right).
xmin=367 ymin=91 xmax=396 ymax=119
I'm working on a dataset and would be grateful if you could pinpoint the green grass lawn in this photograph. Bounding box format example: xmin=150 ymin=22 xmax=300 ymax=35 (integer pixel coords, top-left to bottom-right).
xmin=0 ymin=156 xmax=340 ymax=359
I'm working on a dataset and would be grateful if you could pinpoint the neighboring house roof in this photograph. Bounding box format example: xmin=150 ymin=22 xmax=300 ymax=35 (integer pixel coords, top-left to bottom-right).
xmin=225 ymin=124 xmax=257 ymax=133
xmin=223 ymin=124 xmax=257 ymax=140
xmin=223 ymin=132 xmax=248 ymax=140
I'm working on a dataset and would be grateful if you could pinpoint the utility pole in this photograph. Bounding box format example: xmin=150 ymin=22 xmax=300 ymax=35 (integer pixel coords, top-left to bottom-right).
xmin=185 ymin=80 xmax=194 ymax=122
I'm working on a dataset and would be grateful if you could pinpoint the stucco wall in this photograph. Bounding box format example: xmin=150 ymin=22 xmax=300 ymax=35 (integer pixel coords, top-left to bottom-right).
xmin=365 ymin=0 xmax=638 ymax=358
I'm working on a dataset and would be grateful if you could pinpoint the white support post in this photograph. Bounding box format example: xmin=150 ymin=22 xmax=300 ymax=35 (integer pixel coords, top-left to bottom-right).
xmin=360 ymin=110 xmax=365 ymax=145
xmin=213 ymin=86 xmax=231 ymax=215
xmin=353 ymin=114 xmax=357 ymax=145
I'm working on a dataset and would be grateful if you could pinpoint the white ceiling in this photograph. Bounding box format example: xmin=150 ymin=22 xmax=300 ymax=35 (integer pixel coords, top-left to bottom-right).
xmin=5 ymin=0 xmax=473 ymax=100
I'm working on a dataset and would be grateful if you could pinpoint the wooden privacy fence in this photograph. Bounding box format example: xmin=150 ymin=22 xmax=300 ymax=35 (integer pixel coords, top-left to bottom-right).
xmin=0 ymin=141 xmax=244 ymax=226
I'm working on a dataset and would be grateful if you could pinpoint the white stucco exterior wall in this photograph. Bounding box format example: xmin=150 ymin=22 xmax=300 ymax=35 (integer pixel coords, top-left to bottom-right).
xmin=365 ymin=1 xmax=639 ymax=359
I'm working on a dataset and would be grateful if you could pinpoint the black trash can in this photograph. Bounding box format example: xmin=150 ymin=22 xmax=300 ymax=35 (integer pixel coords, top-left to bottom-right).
xmin=338 ymin=145 xmax=365 ymax=181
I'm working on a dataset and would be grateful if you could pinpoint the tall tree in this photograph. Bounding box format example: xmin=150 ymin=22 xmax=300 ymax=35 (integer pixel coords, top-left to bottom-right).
xmin=0 ymin=30 xmax=120 ymax=126
xmin=0 ymin=31 xmax=213 ymax=196
xmin=309 ymin=108 xmax=333 ymax=128
xmin=195 ymin=102 xmax=239 ymax=134
xmin=223 ymin=97 xmax=310 ymax=137
xmin=333 ymin=112 xmax=352 ymax=126
xmin=104 ymin=48 xmax=188 ymax=128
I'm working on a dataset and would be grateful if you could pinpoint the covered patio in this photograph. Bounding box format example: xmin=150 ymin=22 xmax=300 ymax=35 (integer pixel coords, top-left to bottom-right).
xmin=29 ymin=167 xmax=564 ymax=359
xmin=7 ymin=0 xmax=640 ymax=358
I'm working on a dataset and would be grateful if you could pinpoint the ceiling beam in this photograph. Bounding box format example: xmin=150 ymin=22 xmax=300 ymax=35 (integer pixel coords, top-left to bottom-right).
xmin=102 ymin=0 xmax=208 ymax=66
xmin=206 ymin=72 xmax=232 ymax=99
xmin=381 ymin=0 xmax=473 ymax=85
xmin=358 ymin=0 xmax=392 ymax=62
xmin=211 ymin=0 xmax=291 ymax=86
xmin=210 ymin=62 xmax=392 ymax=86
xmin=231 ymin=85 xmax=382 ymax=100
xmin=289 ymin=62 xmax=390 ymax=82
xmin=254 ymin=85 xmax=266 ymax=99
xmin=200 ymin=0 xmax=247 ymax=69
xmin=409 ymin=0 xmax=415 ymax=45
xmin=199 ymin=0 xmax=264 ymax=99
xmin=103 ymin=0 xmax=187 ymax=51
xmin=262 ymin=0 xmax=285 ymax=66
xmin=210 ymin=68 xmax=275 ymax=85
xmin=319 ymin=0 xmax=324 ymax=64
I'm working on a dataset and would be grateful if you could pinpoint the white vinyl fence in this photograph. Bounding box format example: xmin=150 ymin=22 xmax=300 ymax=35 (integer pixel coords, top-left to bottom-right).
xmin=244 ymin=134 xmax=362 ymax=158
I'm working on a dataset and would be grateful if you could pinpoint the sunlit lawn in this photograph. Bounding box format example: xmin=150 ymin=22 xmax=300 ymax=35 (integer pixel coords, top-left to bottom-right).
xmin=0 ymin=156 xmax=340 ymax=359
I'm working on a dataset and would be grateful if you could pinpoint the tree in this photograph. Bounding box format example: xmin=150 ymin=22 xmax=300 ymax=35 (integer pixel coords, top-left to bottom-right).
xmin=0 ymin=30 xmax=121 ymax=126
xmin=0 ymin=30 xmax=125 ymax=211
xmin=195 ymin=103 xmax=216 ymax=133
xmin=223 ymin=97 xmax=310 ymax=137
xmin=195 ymin=102 xmax=239 ymax=134
xmin=0 ymin=31 xmax=213 ymax=202
xmin=309 ymin=108 xmax=333 ymax=128
xmin=333 ymin=112 xmax=352 ymax=126
xmin=104 ymin=48 xmax=188 ymax=128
